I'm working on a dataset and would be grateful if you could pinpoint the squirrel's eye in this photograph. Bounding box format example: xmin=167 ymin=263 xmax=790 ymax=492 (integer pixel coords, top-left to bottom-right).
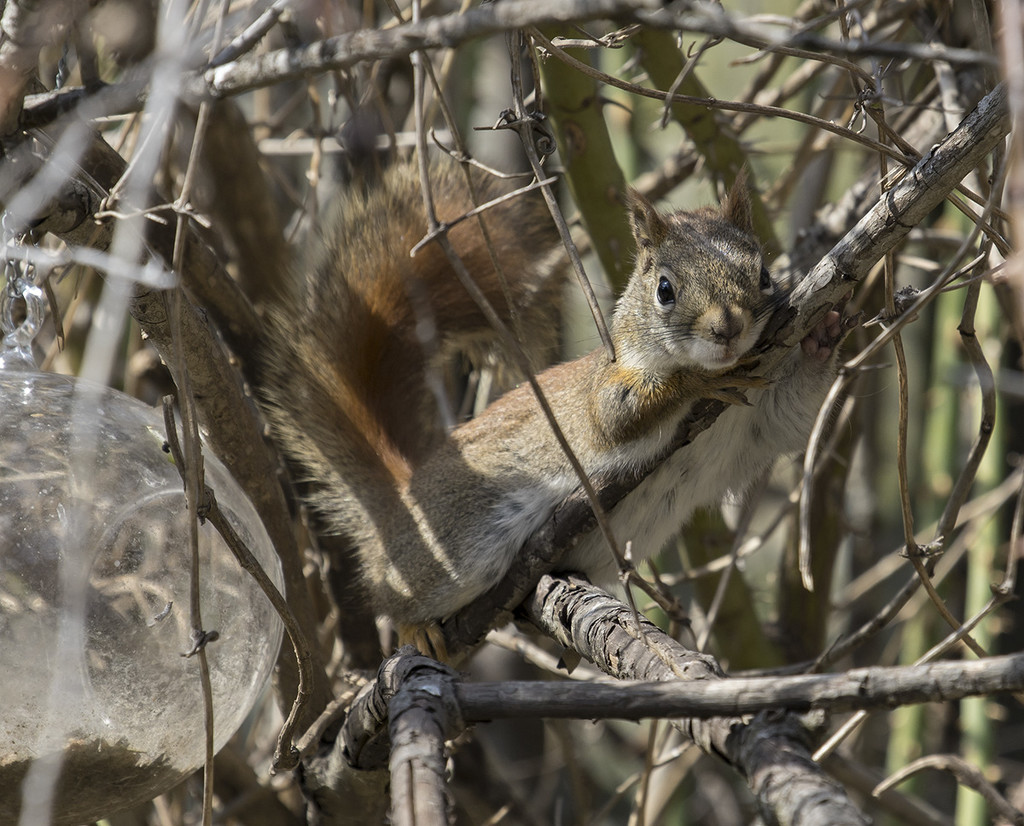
xmin=656 ymin=275 xmax=676 ymax=307
xmin=759 ymin=265 xmax=772 ymax=291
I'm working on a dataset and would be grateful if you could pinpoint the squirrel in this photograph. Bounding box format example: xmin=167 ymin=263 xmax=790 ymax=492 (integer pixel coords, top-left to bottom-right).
xmin=258 ymin=158 xmax=847 ymax=646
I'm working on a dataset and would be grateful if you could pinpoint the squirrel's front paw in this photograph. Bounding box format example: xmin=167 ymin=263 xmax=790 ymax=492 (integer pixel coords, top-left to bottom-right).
xmin=801 ymin=309 xmax=844 ymax=362
xmin=801 ymin=297 xmax=858 ymax=363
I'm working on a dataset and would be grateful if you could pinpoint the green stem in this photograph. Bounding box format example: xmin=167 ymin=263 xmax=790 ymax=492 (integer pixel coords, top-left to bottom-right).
xmin=632 ymin=28 xmax=779 ymax=256
xmin=535 ymin=27 xmax=634 ymax=291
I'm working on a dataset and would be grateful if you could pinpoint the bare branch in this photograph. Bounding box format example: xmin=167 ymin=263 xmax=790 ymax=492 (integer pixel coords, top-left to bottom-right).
xmin=522 ymin=575 xmax=869 ymax=826
xmin=875 ymin=754 xmax=1024 ymax=826
xmin=785 ymin=82 xmax=1010 ymax=319
xmin=453 ymin=653 xmax=1024 ymax=720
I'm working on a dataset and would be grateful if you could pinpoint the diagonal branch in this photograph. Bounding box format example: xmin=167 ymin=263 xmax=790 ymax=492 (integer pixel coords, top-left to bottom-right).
xmin=783 ymin=82 xmax=1010 ymax=325
xmin=438 ymin=80 xmax=1012 ymax=661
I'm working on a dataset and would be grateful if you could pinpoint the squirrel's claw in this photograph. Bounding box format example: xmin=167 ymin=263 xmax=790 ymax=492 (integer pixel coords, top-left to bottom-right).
xmin=701 ymin=372 xmax=769 ymax=406
xmin=801 ymin=308 xmax=846 ymax=362
xmin=706 ymin=387 xmax=753 ymax=406
xmin=731 ymin=374 xmax=770 ymax=389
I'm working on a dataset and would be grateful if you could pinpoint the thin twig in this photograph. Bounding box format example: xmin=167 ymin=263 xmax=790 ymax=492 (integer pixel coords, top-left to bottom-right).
xmin=406 ymin=25 xmax=634 ymax=655
xmin=813 ymin=583 xmax=1010 ymax=762
xmin=409 ymin=176 xmax=558 ymax=254
xmin=873 ymin=754 xmax=1024 ymax=826
xmin=162 ymin=398 xmax=216 ymax=826
xmin=530 ymin=27 xmax=913 ymax=166
xmin=149 ymin=424 xmax=319 ymax=775
xmin=509 ymin=30 xmax=641 ymax=620
xmin=513 ymin=33 xmax=616 ymax=359
xmin=208 ymin=0 xmax=290 ymax=68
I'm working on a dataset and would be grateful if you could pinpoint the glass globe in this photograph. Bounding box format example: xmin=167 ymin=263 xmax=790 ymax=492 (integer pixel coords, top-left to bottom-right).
xmin=0 ymin=353 xmax=284 ymax=825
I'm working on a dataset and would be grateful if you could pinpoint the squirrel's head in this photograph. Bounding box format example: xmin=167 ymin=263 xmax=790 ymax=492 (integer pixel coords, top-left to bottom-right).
xmin=615 ymin=175 xmax=781 ymax=374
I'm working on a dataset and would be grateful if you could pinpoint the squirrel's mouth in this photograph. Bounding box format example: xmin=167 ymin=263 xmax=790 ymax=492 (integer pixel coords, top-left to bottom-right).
xmin=706 ymin=353 xmax=741 ymax=370
xmin=688 ymin=340 xmax=747 ymax=371
xmin=689 ymin=315 xmax=767 ymax=370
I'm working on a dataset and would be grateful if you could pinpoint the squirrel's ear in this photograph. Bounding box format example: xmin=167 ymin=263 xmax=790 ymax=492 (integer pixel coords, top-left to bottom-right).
xmin=721 ymin=169 xmax=753 ymax=232
xmin=625 ymin=188 xmax=669 ymax=250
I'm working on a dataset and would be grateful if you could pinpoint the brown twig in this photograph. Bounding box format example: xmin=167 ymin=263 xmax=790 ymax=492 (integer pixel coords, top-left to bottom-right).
xmin=161 ymin=397 xmax=216 ymax=826
xmin=161 ymin=410 xmax=318 ymax=774
xmin=874 ymin=754 xmax=1024 ymax=826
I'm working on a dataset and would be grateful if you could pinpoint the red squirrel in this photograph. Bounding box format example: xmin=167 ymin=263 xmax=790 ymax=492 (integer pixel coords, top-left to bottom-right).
xmin=258 ymin=158 xmax=844 ymax=647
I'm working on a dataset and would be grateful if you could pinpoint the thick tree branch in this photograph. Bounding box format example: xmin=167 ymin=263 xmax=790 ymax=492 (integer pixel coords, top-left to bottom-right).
xmin=302 ymin=652 xmax=457 ymax=826
xmin=387 ymin=653 xmax=462 ymax=826
xmin=522 ymin=575 xmax=868 ymax=826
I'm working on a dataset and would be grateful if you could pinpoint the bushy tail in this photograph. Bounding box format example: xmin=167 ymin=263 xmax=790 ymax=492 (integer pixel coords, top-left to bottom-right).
xmin=258 ymin=158 xmax=564 ymax=536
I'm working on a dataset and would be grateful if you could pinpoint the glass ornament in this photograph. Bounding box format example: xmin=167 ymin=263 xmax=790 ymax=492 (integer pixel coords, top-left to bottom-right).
xmin=0 ymin=272 xmax=284 ymax=824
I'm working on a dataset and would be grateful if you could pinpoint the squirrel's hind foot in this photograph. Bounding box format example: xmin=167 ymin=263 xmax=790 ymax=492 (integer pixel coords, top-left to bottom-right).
xmin=397 ymin=621 xmax=451 ymax=663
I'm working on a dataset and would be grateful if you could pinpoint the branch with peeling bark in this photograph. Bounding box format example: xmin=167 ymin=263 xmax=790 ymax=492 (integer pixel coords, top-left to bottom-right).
xmin=522 ymin=576 xmax=868 ymax=826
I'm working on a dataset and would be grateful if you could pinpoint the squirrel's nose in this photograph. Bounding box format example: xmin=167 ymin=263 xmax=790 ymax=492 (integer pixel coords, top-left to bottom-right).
xmin=710 ymin=308 xmax=745 ymax=343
